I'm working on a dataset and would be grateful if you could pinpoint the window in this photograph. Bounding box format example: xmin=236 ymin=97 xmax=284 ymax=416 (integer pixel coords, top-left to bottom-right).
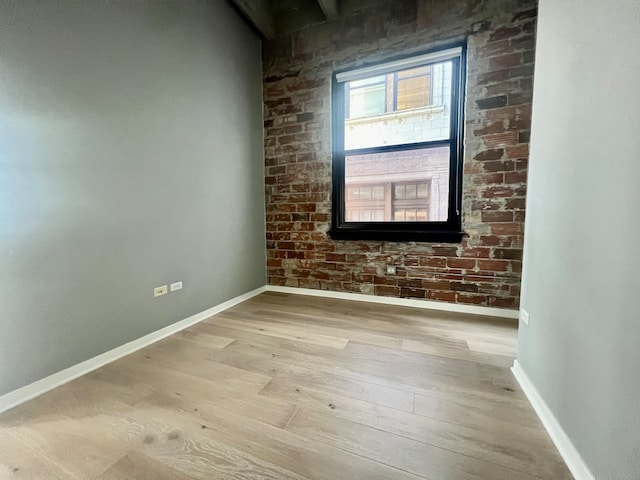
xmin=330 ymin=45 xmax=466 ymax=242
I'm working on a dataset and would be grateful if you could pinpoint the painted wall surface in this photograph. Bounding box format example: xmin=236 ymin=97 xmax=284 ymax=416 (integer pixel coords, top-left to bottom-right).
xmin=518 ymin=0 xmax=640 ymax=478
xmin=0 ymin=1 xmax=266 ymax=396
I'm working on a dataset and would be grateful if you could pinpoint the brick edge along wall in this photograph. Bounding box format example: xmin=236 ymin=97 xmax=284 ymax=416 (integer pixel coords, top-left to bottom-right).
xmin=263 ymin=0 xmax=536 ymax=309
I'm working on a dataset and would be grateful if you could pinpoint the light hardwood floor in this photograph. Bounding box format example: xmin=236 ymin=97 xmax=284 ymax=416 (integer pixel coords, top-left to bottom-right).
xmin=0 ymin=292 xmax=572 ymax=479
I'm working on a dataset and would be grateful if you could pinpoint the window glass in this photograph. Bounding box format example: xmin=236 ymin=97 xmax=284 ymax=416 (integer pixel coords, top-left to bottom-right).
xmin=344 ymin=147 xmax=450 ymax=222
xmin=344 ymin=60 xmax=453 ymax=150
xmin=348 ymin=76 xmax=386 ymax=119
xmin=397 ymin=74 xmax=430 ymax=110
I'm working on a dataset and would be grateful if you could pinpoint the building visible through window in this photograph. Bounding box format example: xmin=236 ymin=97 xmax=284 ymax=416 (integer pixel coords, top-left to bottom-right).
xmin=347 ymin=66 xmax=433 ymax=120
xmin=344 ymin=62 xmax=451 ymax=223
xmin=331 ymin=46 xmax=465 ymax=241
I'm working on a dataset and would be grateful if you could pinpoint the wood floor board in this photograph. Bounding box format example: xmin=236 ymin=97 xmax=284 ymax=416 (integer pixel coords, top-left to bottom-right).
xmin=218 ymin=308 xmax=405 ymax=349
xmin=97 ymin=450 xmax=197 ymax=480
xmin=0 ymin=292 xmax=571 ymax=479
xmin=247 ymin=303 xmax=518 ymax=356
xmin=206 ymin=314 xmax=349 ymax=349
xmin=103 ymin=406 xmax=309 ymax=480
xmin=285 ymin=406 xmax=543 ymax=480
xmin=467 ymin=338 xmax=519 ymax=357
xmin=170 ymin=329 xmax=235 ymax=349
xmin=243 ymin=292 xmax=516 ymax=334
xmin=412 ymin=391 xmax=550 ymax=439
xmin=210 ymin=341 xmax=429 ymax=403
xmin=92 ymin=359 xmax=298 ymax=430
xmin=0 ymin=431 xmax=75 ymax=480
xmin=401 ymin=338 xmax=514 ymax=368
xmin=216 ymin=336 xmax=527 ymax=408
xmin=209 ymin=341 xmax=417 ymax=412
xmin=126 ymin=340 xmax=272 ymax=394
xmin=251 ymin=299 xmax=514 ymax=335
xmin=0 ymin=372 xmax=161 ymax=429
xmin=234 ymin=306 xmax=517 ymax=368
xmin=258 ymin=377 xmax=568 ymax=479
xmin=4 ymin=415 xmax=130 ymax=479
xmin=129 ymin=404 xmax=422 ymax=480
xmin=342 ymin=340 xmax=518 ymax=384
xmin=195 ymin=321 xmax=347 ymax=359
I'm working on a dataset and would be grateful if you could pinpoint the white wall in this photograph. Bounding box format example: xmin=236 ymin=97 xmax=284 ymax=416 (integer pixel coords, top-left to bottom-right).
xmin=518 ymin=0 xmax=640 ymax=478
xmin=0 ymin=1 xmax=266 ymax=396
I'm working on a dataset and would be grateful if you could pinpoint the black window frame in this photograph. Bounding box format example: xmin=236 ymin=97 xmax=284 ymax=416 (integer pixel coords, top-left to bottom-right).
xmin=330 ymin=43 xmax=467 ymax=243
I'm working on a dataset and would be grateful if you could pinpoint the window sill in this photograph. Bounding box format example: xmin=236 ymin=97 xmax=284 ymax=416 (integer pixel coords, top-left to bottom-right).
xmin=328 ymin=227 xmax=465 ymax=243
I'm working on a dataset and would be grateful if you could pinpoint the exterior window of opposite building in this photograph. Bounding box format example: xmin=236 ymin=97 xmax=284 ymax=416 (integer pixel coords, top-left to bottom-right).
xmin=330 ymin=45 xmax=466 ymax=242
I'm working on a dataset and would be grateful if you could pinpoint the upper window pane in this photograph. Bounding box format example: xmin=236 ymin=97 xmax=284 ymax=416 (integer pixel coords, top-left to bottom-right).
xmin=344 ymin=60 xmax=453 ymax=150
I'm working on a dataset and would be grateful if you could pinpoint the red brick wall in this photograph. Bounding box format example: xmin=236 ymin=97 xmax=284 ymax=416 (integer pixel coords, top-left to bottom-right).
xmin=263 ymin=0 xmax=537 ymax=309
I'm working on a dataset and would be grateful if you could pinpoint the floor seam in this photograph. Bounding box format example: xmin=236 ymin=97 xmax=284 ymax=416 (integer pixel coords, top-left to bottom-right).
xmin=283 ymin=404 xmax=301 ymax=430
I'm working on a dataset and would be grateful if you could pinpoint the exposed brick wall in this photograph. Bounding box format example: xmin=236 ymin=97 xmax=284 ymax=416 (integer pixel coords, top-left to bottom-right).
xmin=263 ymin=0 xmax=536 ymax=309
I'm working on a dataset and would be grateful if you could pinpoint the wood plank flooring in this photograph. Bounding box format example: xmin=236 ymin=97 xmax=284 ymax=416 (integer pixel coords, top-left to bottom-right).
xmin=0 ymin=292 xmax=572 ymax=479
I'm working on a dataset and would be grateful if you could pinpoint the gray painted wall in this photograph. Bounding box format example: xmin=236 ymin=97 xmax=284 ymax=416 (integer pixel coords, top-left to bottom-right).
xmin=0 ymin=1 xmax=266 ymax=396
xmin=518 ymin=0 xmax=640 ymax=478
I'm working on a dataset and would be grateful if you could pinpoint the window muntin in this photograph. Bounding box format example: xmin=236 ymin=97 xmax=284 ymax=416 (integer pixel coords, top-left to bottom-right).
xmin=331 ymin=45 xmax=465 ymax=242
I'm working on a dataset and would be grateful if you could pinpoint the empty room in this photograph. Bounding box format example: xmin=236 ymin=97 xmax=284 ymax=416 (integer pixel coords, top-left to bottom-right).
xmin=0 ymin=0 xmax=638 ymax=479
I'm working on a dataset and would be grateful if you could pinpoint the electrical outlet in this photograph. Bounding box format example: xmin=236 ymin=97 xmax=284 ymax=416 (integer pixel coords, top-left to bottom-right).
xmin=386 ymin=265 xmax=397 ymax=275
xmin=520 ymin=309 xmax=530 ymax=326
xmin=170 ymin=281 xmax=183 ymax=292
xmin=154 ymin=285 xmax=168 ymax=297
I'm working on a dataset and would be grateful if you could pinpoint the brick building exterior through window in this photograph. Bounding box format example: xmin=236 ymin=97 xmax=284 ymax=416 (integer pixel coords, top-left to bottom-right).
xmin=345 ymin=180 xmax=431 ymax=222
xmin=345 ymin=146 xmax=450 ymax=222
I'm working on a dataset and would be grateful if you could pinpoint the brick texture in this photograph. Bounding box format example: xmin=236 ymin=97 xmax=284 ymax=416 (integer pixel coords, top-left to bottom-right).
xmin=263 ymin=0 xmax=537 ymax=310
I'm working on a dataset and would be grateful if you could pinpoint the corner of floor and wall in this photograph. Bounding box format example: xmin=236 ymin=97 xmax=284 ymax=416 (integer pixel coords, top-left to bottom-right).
xmin=2 ymin=0 xmax=640 ymax=479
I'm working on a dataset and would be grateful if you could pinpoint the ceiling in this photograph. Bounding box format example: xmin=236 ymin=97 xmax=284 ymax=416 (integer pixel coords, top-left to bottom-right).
xmin=229 ymin=0 xmax=339 ymax=39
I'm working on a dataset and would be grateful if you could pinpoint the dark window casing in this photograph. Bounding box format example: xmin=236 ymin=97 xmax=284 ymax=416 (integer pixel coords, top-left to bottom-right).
xmin=330 ymin=44 xmax=467 ymax=243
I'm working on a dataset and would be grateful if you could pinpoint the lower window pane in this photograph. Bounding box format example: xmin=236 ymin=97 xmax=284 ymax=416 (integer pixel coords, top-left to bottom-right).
xmin=344 ymin=146 xmax=450 ymax=222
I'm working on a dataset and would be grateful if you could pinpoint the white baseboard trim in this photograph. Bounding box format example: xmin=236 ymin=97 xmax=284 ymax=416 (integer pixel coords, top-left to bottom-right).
xmin=265 ymin=285 xmax=518 ymax=319
xmin=0 ymin=286 xmax=266 ymax=415
xmin=511 ymin=360 xmax=594 ymax=480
